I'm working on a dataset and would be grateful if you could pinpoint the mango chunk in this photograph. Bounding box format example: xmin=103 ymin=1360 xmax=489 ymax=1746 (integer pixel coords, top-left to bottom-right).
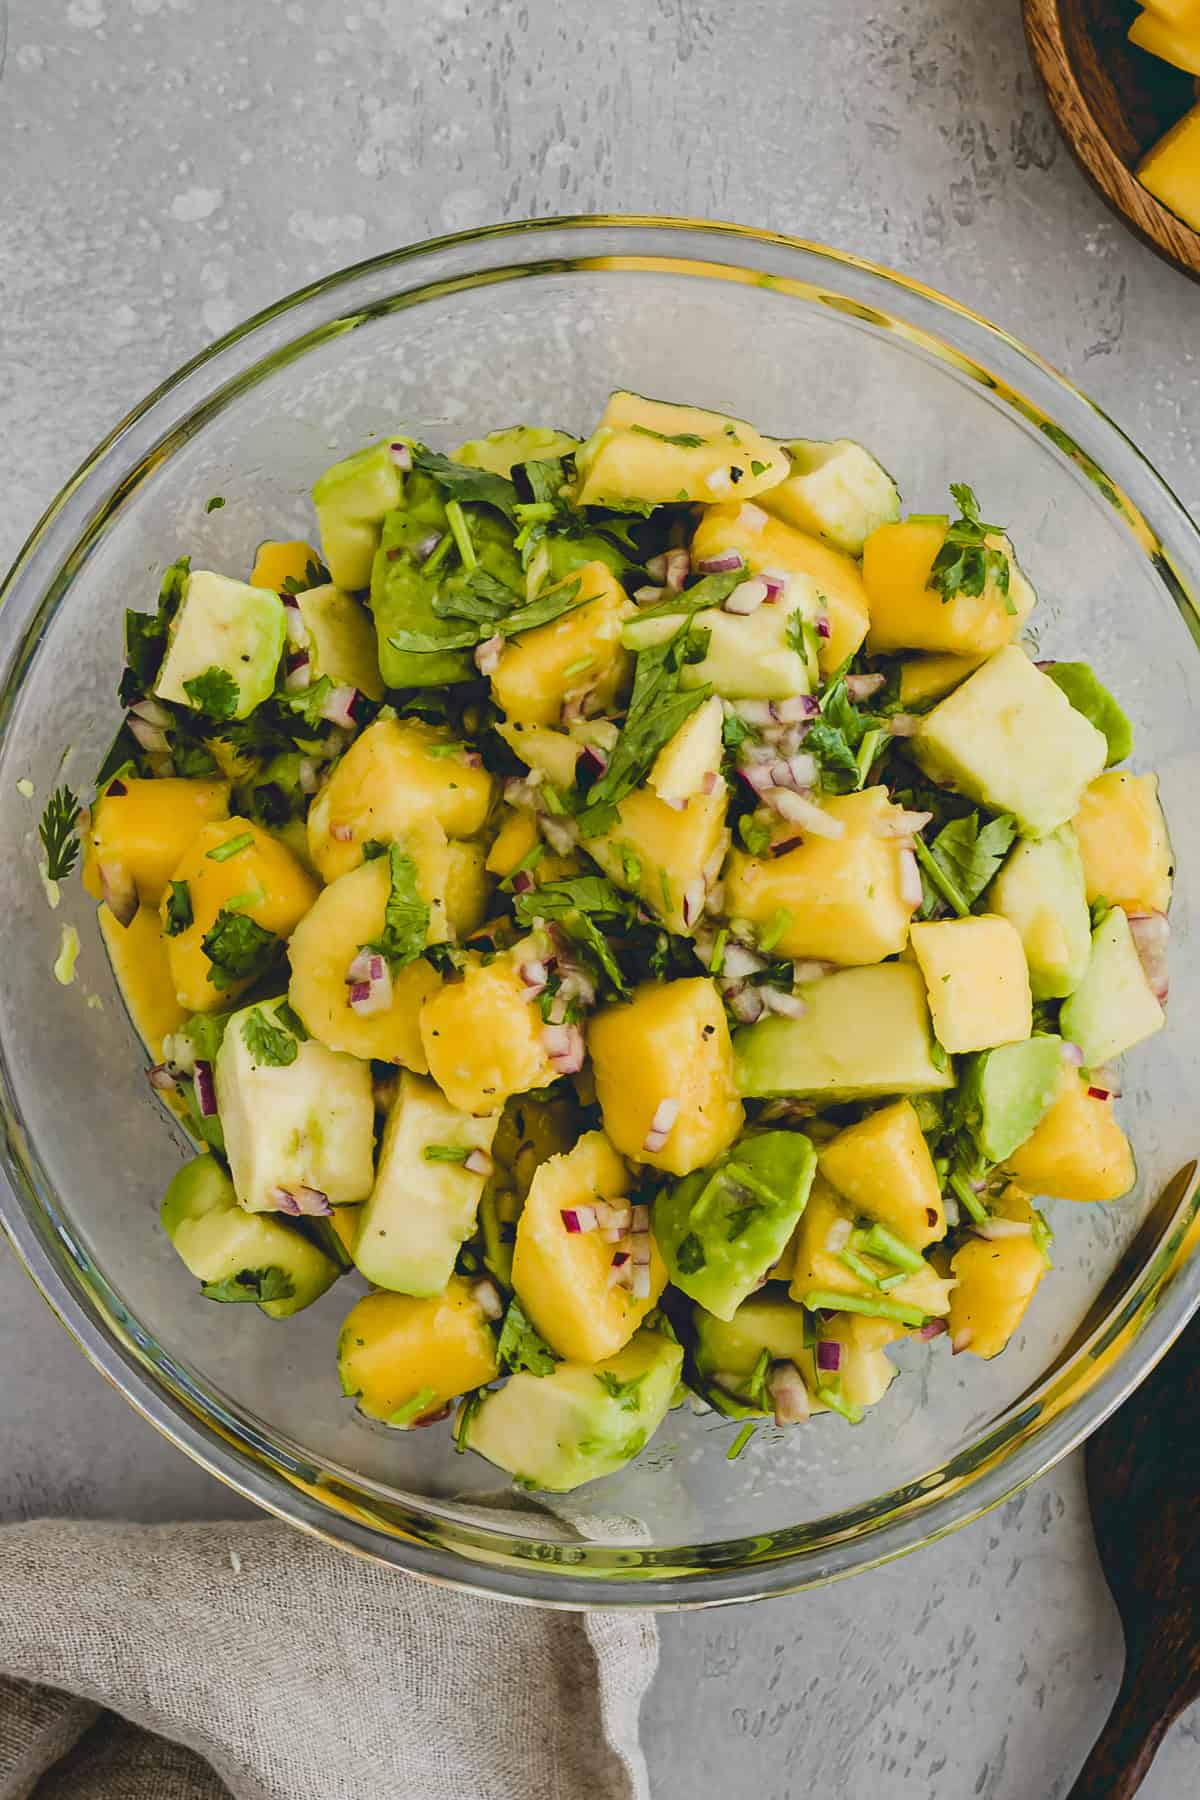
xmin=248 ymin=539 xmax=321 ymax=593
xmin=490 ymin=562 xmax=633 ymax=728
xmin=83 ymin=778 xmax=230 ymax=907
xmin=910 ymin=915 xmax=1032 ymax=1054
xmin=947 ymin=1186 xmax=1047 ymax=1359
xmin=818 ymin=1099 xmax=945 ymax=1249
xmin=419 ymin=952 xmax=559 ymax=1114
xmin=1072 ymin=770 xmax=1173 ymax=914
xmin=337 ymin=1279 xmax=499 ymax=1425
xmin=575 ymin=392 xmax=788 ymax=507
xmin=588 ymin=779 xmax=729 ymax=936
xmin=1129 ymin=10 xmax=1200 ymax=74
xmin=99 ymin=902 xmax=188 ymax=1059
xmin=1004 ymin=1067 xmax=1136 ymax=1203
xmin=863 ymin=518 xmax=1035 ymax=656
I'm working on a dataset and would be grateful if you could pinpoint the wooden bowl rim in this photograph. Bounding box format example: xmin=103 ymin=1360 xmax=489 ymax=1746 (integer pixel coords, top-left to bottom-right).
xmin=1023 ymin=0 xmax=1200 ymax=281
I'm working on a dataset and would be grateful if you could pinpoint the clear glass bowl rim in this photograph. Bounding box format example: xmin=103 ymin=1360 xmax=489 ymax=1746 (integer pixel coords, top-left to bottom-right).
xmin=2 ymin=214 xmax=1199 ymax=1610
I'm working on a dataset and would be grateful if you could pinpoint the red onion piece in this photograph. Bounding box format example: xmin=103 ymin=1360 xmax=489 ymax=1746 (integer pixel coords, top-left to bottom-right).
xmin=816 ymin=1339 xmax=843 ymax=1373
xmin=561 ymin=1204 xmax=598 ymax=1235
xmin=770 ymin=790 xmax=845 ymax=836
xmin=270 ymin=1185 xmax=332 ymax=1217
xmin=631 ymin=1202 xmax=650 ymax=1233
xmin=695 ymin=549 xmax=744 ymax=574
xmin=511 ymin=870 xmax=535 ymax=897
xmin=389 ymin=441 xmax=412 ymax=470
xmin=106 ymin=778 xmax=128 ymax=797
xmin=128 ymin=716 xmax=170 ymax=754
xmin=767 ymin=1360 xmax=810 ymax=1425
xmin=147 ymin=1063 xmax=178 ymax=1093
xmin=759 ymin=568 xmax=788 ymax=602
xmin=607 ymin=1251 xmax=633 ymax=1290
xmin=471 ymin=1275 xmax=503 ymax=1320
xmin=899 ymin=847 xmax=923 ymax=908
xmin=283 ymin=605 xmax=309 ymax=649
xmin=1087 ymin=1064 xmax=1122 ymax=1100
xmin=816 ymin=614 xmax=832 ymax=640
xmin=722 ymin=942 xmax=767 ymax=980
xmin=733 ymin=698 xmax=776 ymax=728
xmin=644 ymin=553 xmax=668 ymax=582
xmin=845 ymin=672 xmax=886 ymax=702
xmin=700 ymin=769 xmax=719 ymax=797
xmin=129 ymin=697 xmax=173 ymax=729
xmin=682 ymin=880 xmax=705 ymax=929
xmin=297 ymin=758 xmax=319 ymax=795
xmin=519 ymin=957 xmax=550 ymax=994
xmin=414 ymin=531 xmax=443 ymax=563
xmin=539 ymin=814 xmax=579 ymax=857
xmin=1127 ymin=909 xmax=1169 ymax=1003
xmin=284 ymin=650 xmax=312 ymax=692
xmin=348 ymin=955 xmax=393 ymax=1017
xmin=194 ymin=1061 xmax=217 ymax=1118
xmin=631 ymin=1264 xmax=651 ymax=1300
xmin=643 ymin=1097 xmax=680 ymax=1153
xmin=542 ymin=1021 xmax=585 ymax=1074
xmin=771 ymin=694 xmax=820 ymax=723
xmin=726 ymin=984 xmax=766 ymax=1025
xmin=464 ymin=1148 xmax=494 ymax=1178
xmin=664 ymin=547 xmax=690 ymax=591
xmin=914 ymin=1318 xmax=948 ymax=1342
xmin=724 ymin=577 xmax=768 ymax=615
xmin=760 ymin=986 xmax=806 ymax=1019
xmin=319 ymin=684 xmax=359 ymax=730
xmin=99 ymin=861 xmax=138 ymax=928
xmin=792 ymin=959 xmax=833 ymax=984
xmin=577 ymin=743 xmax=609 ymax=778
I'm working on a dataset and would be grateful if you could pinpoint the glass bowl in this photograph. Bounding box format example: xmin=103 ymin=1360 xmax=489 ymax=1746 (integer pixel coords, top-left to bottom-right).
xmin=2 ymin=217 xmax=1199 ymax=1609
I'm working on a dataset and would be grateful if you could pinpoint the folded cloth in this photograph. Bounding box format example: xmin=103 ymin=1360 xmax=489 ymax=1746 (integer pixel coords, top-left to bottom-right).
xmin=0 ymin=1520 xmax=657 ymax=1800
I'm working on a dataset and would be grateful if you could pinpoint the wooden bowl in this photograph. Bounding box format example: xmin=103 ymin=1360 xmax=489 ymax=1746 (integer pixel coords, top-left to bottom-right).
xmin=1023 ymin=0 xmax=1200 ymax=280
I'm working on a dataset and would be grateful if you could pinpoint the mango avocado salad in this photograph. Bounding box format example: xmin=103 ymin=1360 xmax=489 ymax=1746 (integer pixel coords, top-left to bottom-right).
xmin=45 ymin=391 xmax=1173 ymax=1491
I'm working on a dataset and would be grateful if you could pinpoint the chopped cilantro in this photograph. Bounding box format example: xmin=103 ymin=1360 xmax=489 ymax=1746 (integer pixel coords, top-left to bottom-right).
xmin=816 ymin=1385 xmax=863 ymax=1424
xmin=201 ymin=909 xmax=283 ymax=989
xmin=758 ymin=908 xmax=793 ymax=953
xmin=595 ymin=1369 xmax=648 ymax=1412
xmin=928 ymin=484 xmax=1014 ymax=611
xmin=361 ymin=839 xmax=388 ymax=861
xmin=205 ymin=495 xmax=225 ymax=513
xmin=496 ymin=1295 xmax=558 ymax=1376
xmin=38 ymin=785 xmax=81 ymax=882
xmin=388 ymin=1387 xmax=439 ymax=1428
xmin=182 ymin=666 xmax=239 ymax=720
xmin=202 ymin=1266 xmax=294 ymax=1305
xmin=362 ymin=843 xmax=429 ymax=968
xmin=119 ymin=556 xmax=190 ymax=705
xmin=629 ymin=424 xmax=707 ymax=448
xmin=738 ymin=813 xmax=772 ymax=856
xmin=676 ymin=1232 xmax=706 ymax=1274
xmin=750 ymin=459 xmax=768 ymax=477
xmin=497 ymin=577 xmax=586 ymax=638
xmin=410 ymin=445 xmax=520 ymax=522
xmin=577 ymin=618 xmax=711 ymax=835
xmin=205 ymin=830 xmax=255 ymax=863
xmin=921 ymin=812 xmax=1016 ymax=914
xmin=274 ymin=1000 xmax=309 ymax=1042
xmin=164 ymin=879 xmax=193 ymax=936
xmin=241 ymin=1006 xmax=300 ymax=1067
xmin=444 ymin=498 xmax=477 ymax=571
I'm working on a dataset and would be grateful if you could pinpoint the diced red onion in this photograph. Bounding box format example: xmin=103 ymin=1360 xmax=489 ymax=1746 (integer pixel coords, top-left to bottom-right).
xmin=951 ymin=1328 xmax=973 ymax=1356
xmin=785 ymin=752 xmax=818 ymax=789
xmin=644 ymin=554 xmax=668 ymax=582
xmin=99 ymin=861 xmax=138 ymax=928
xmin=539 ymin=814 xmax=579 ymax=857
xmin=723 ymin=942 xmax=767 ymax=980
xmin=792 ymin=959 xmax=833 ymax=984
xmin=283 ymin=604 xmax=309 ymax=649
xmin=738 ymin=761 xmax=776 ymax=800
xmin=760 ymin=569 xmax=788 ymax=603
xmin=771 ymin=694 xmax=820 ymax=723
xmin=471 ymin=1275 xmax=503 ymax=1320
xmin=298 ymin=758 xmax=319 ymax=795
xmin=542 ymin=1022 xmax=585 ymax=1074
xmin=770 ymin=790 xmax=845 ymax=836
xmin=724 ymin=577 xmax=768 ymax=616
xmin=577 ymin=743 xmax=609 ymax=778
xmin=816 ymin=1338 xmax=843 ymax=1373
xmin=1088 ymin=1085 xmax=1114 ymax=1102
xmin=696 ymin=549 xmax=744 ymax=575
xmin=697 ymin=769 xmax=719 ymax=799
xmin=733 ymin=698 xmax=776 ymax=727
xmin=415 ymin=531 xmax=443 ymax=563
xmin=129 ymin=697 xmax=173 ymax=729
xmin=607 ymin=1250 xmax=633 ymax=1289
xmin=643 ymin=1097 xmax=680 ymax=1153
xmin=511 ymin=870 xmax=535 ymax=897
xmin=704 ymin=880 xmax=725 ymax=917
xmin=816 ymin=614 xmax=832 ymax=640
xmin=664 ymin=547 xmax=690 ymax=591
xmin=389 ymin=441 xmax=412 ymax=470
xmin=319 ymin=685 xmax=359 ymax=729
xmin=347 ymin=953 xmax=393 ymax=1017
xmin=875 ymin=808 xmax=933 ymax=838
xmin=464 ymin=1148 xmax=494 ymax=1178
xmin=943 ymin=1194 xmax=961 ymax=1229
xmin=915 ymin=1318 xmax=949 ymax=1342
xmin=767 ymin=1360 xmax=810 ymax=1425
xmin=974 ymin=1219 xmax=1033 ymax=1240
xmin=474 ymin=633 xmax=503 ymax=677
xmin=1127 ymin=909 xmax=1169 ymax=1003
xmin=561 ymin=1204 xmax=598 ymax=1235
xmin=1033 ymin=658 xmax=1057 ymax=671
xmin=760 ymin=987 xmax=806 ymax=1019
xmin=519 ymin=957 xmax=550 ymax=995
xmin=269 ymin=1184 xmax=332 ymax=1217
xmin=284 ymin=649 xmax=312 ymax=692
xmin=147 ymin=1063 xmax=178 ymax=1093
xmin=1087 ymin=1064 xmax=1122 ymax=1100
xmin=682 ymin=880 xmax=705 ymax=928
xmin=634 ymin=585 xmax=667 ymax=605
xmin=726 ymin=984 xmax=766 ymax=1025
xmin=594 ymin=1200 xmax=632 ymax=1232
xmin=631 ymin=1264 xmax=651 ymax=1300
xmin=888 ymin=713 xmax=921 ymax=737
xmin=630 ymin=1233 xmax=652 ymax=1269
xmin=824 ymin=1219 xmax=852 ymax=1256
xmin=1061 ymin=1040 xmax=1084 ymax=1065
xmin=128 ymin=716 xmax=170 ymax=754
xmin=330 ymin=822 xmax=353 ymax=842
xmin=899 ymin=847 xmax=923 ymax=908
xmin=194 ymin=1061 xmax=217 ymax=1118
xmin=845 ymin=673 xmax=886 ymax=702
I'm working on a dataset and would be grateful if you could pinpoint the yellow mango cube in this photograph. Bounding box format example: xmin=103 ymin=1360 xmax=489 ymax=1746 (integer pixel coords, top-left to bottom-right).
xmin=288 ymin=856 xmax=442 ymax=1069
xmin=444 ymin=839 xmax=490 ymax=939
xmin=337 ymin=1278 xmax=499 ymax=1424
xmin=1129 ymin=9 xmax=1200 ymax=73
xmin=484 ymin=809 xmax=577 ymax=886
xmin=419 ymin=952 xmax=558 ymax=1114
xmin=490 ymin=563 xmax=632 ymax=728
xmin=723 ymin=787 xmax=917 ymax=965
xmin=307 ymin=719 xmax=495 ymax=883
xmin=789 ymin=1174 xmax=866 ymax=1302
xmin=1138 ymin=102 xmax=1200 ymax=231
xmin=897 ymin=653 xmax=987 ymax=710
xmin=575 ymin=392 xmax=789 ymax=507
xmin=1072 ymin=770 xmax=1173 ymax=914
xmin=161 ymin=817 xmax=319 ymax=1013
xmin=1005 ymin=1067 xmax=1135 ymax=1202
xmin=818 ymin=1099 xmax=946 ymax=1249
xmin=588 ymin=978 xmax=743 ymax=1176
xmin=948 ymin=1187 xmax=1047 ymax=1358
xmin=689 ymin=502 xmax=870 ymax=675
xmin=248 ymin=539 xmax=321 ymax=592
xmin=910 ymin=915 xmax=1032 ymax=1054
xmin=589 ymin=779 xmax=729 ymax=935
xmin=863 ymin=518 xmax=1035 ymax=656
xmin=99 ymin=902 xmax=188 ymax=1059
xmin=512 ymin=1131 xmax=668 ymax=1362
xmin=83 ymin=778 xmax=230 ymax=906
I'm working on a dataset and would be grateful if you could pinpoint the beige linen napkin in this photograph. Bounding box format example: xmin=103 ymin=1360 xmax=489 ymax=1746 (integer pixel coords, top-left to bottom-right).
xmin=0 ymin=1520 xmax=657 ymax=1800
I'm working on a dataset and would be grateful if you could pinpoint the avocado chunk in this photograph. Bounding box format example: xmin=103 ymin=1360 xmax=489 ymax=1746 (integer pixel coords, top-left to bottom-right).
xmin=654 ymin=1132 xmax=817 ymax=1321
xmin=914 ymin=647 xmax=1108 ymax=838
xmin=734 ymin=963 xmax=956 ymax=1102
xmin=1060 ymin=907 xmax=1166 ymax=1066
xmin=759 ymin=438 xmax=901 ymax=556
xmin=214 ymin=998 xmax=375 ymax=1213
xmin=370 ymin=472 xmax=524 ymax=688
xmin=312 ymin=439 xmax=407 ymax=590
xmin=693 ymin=1293 xmax=813 ymax=1408
xmin=459 ymin=1327 xmax=683 ymax=1492
xmin=293 ymin=583 xmax=384 ymax=699
xmin=452 ymin=424 xmax=578 ymax=476
xmin=987 ymin=826 xmax=1092 ymax=1000
xmin=154 ymin=571 xmax=286 ymax=720
xmin=622 ymin=594 xmax=818 ymax=700
xmin=957 ymin=1036 xmax=1066 ymax=1164
xmin=352 ymin=1072 xmax=500 ymax=1297
xmin=160 ymin=1154 xmax=340 ymax=1318
xmin=1044 ymin=662 xmax=1133 ymax=767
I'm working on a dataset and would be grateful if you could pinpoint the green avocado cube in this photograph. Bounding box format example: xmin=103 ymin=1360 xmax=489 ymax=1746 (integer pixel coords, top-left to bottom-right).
xmin=1060 ymin=907 xmax=1166 ymax=1066
xmin=460 ymin=1328 xmax=683 ymax=1492
xmin=914 ymin=646 xmax=1108 ymax=838
xmin=654 ymin=1132 xmax=816 ymax=1322
xmin=312 ymin=439 xmax=408 ymax=590
xmin=1044 ymin=662 xmax=1133 ymax=767
xmin=987 ymin=827 xmax=1092 ymax=1000
xmin=160 ymin=1154 xmax=340 ymax=1319
xmin=957 ymin=1036 xmax=1065 ymax=1164
xmin=451 ymin=424 xmax=578 ymax=476
xmin=155 ymin=570 xmax=286 ymax=719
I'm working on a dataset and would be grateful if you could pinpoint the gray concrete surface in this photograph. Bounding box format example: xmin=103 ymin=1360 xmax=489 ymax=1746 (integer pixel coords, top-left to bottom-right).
xmin=2 ymin=1 xmax=1198 ymax=1795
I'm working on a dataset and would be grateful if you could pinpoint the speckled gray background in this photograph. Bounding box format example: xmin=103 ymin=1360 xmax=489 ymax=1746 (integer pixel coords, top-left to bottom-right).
xmin=1 ymin=1 xmax=1198 ymax=1795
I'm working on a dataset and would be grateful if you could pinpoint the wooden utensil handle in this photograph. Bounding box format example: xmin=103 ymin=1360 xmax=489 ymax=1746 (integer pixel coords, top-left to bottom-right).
xmin=1067 ymin=1646 xmax=1185 ymax=1799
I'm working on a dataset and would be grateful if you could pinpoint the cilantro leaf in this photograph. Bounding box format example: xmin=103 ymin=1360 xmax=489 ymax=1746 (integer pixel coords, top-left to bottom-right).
xmin=38 ymin=785 xmax=81 ymax=882
xmin=118 ymin=556 xmax=190 ymax=706
xmin=411 ymin=446 xmax=520 ymax=522
xmin=576 ymin=620 xmax=711 ymax=835
xmin=927 ymin=812 xmax=1017 ymax=911
xmin=629 ymin=424 xmax=706 ymax=448
xmin=512 ymin=875 xmax=630 ymax=926
xmin=202 ymin=909 xmax=284 ymax=989
xmin=164 ymin=879 xmax=193 ymax=936
xmin=496 ymin=576 xmax=586 ymax=638
xmin=496 ymin=1295 xmax=558 ymax=1377
xmin=241 ymin=1005 xmax=300 ymax=1067
xmin=182 ymin=666 xmax=239 ymax=720
xmin=363 ymin=844 xmax=429 ymax=968
xmin=202 ymin=1266 xmax=295 ymax=1305
xmin=280 ymin=557 xmax=330 ymax=595
xmin=595 ymin=1369 xmax=648 ymax=1411
xmin=928 ymin=485 xmax=1014 ymax=610
xmin=805 ymin=677 xmax=871 ymax=793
